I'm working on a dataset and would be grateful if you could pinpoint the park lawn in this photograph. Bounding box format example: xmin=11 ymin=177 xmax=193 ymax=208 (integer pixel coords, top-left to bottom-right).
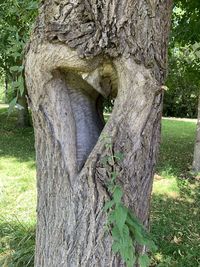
xmin=151 ymin=119 xmax=200 ymax=267
xmin=0 ymin=106 xmax=36 ymax=266
xmin=0 ymin=105 xmax=200 ymax=266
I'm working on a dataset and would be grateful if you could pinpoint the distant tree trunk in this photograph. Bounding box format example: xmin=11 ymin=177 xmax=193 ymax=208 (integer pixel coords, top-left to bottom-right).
xmin=192 ymin=94 xmax=200 ymax=172
xmin=4 ymin=75 xmax=8 ymax=103
xmin=16 ymin=70 xmax=31 ymax=127
xmin=16 ymin=89 xmax=31 ymax=128
xmin=25 ymin=1 xmax=173 ymax=266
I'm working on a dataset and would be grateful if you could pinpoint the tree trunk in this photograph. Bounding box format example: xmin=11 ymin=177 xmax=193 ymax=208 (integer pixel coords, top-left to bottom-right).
xmin=17 ymin=89 xmax=31 ymax=128
xmin=25 ymin=1 xmax=173 ymax=266
xmin=4 ymin=75 xmax=8 ymax=103
xmin=192 ymin=94 xmax=200 ymax=172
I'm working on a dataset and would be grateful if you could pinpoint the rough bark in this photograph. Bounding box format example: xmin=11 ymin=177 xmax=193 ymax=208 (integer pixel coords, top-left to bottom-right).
xmin=192 ymin=94 xmax=200 ymax=172
xmin=25 ymin=0 xmax=172 ymax=266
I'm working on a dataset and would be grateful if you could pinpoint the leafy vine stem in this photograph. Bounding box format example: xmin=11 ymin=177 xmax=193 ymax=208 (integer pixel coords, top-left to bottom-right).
xmin=101 ymin=134 xmax=157 ymax=267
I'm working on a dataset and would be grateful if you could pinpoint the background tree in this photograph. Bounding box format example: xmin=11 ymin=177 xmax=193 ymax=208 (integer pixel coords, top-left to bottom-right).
xmin=164 ymin=0 xmax=200 ymax=172
xmin=25 ymin=1 xmax=173 ymax=266
xmin=0 ymin=0 xmax=38 ymax=127
xmin=164 ymin=47 xmax=200 ymax=118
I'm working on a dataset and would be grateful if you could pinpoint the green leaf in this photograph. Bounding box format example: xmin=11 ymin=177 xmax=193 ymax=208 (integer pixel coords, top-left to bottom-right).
xmin=107 ymin=210 xmax=116 ymax=224
xmin=119 ymin=240 xmax=136 ymax=267
xmin=114 ymin=152 xmax=124 ymax=161
xmin=8 ymin=97 xmax=17 ymax=115
xmin=111 ymin=171 xmax=118 ymax=181
xmin=112 ymin=241 xmax=120 ymax=253
xmin=107 ymin=155 xmax=115 ymax=166
xmin=125 ymin=245 xmax=136 ymax=267
xmin=121 ymin=224 xmax=130 ymax=241
xmin=17 ymin=75 xmax=24 ymax=96
xmin=115 ymin=205 xmax=127 ymax=233
xmin=138 ymin=254 xmax=150 ymax=267
xmin=113 ymin=186 xmax=123 ymax=204
xmin=105 ymin=143 xmax=112 ymax=149
xmin=104 ymin=200 xmax=114 ymax=211
xmin=10 ymin=65 xmax=22 ymax=72
xmin=111 ymin=226 xmax=121 ymax=241
xmin=126 ymin=212 xmax=144 ymax=235
xmin=126 ymin=212 xmax=157 ymax=250
xmin=145 ymin=239 xmax=158 ymax=252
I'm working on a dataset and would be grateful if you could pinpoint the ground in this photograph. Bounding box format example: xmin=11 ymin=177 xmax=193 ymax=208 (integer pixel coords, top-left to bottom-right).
xmin=0 ymin=104 xmax=199 ymax=266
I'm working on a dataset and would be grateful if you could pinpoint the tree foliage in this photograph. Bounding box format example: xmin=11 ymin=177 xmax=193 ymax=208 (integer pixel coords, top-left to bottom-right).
xmin=0 ymin=0 xmax=38 ymax=102
xmin=164 ymin=48 xmax=200 ymax=118
xmin=164 ymin=1 xmax=200 ymax=118
xmin=173 ymin=0 xmax=200 ymax=46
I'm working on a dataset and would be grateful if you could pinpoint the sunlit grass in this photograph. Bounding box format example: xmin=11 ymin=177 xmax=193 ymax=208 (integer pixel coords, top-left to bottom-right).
xmin=151 ymin=119 xmax=200 ymax=267
xmin=0 ymin=105 xmax=36 ymax=266
xmin=0 ymin=131 xmax=36 ymax=222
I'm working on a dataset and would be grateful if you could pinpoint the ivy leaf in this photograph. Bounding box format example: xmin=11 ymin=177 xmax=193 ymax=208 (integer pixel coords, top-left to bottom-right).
xmin=107 ymin=155 xmax=115 ymax=166
xmin=111 ymin=171 xmax=118 ymax=181
xmin=8 ymin=97 xmax=17 ymax=115
xmin=138 ymin=254 xmax=150 ymax=267
xmin=134 ymin=229 xmax=146 ymax=246
xmin=145 ymin=239 xmax=158 ymax=252
xmin=10 ymin=65 xmax=22 ymax=72
xmin=18 ymin=75 xmax=25 ymax=96
xmin=104 ymin=200 xmax=114 ymax=211
xmin=113 ymin=186 xmax=123 ymax=204
xmin=111 ymin=226 xmax=121 ymax=241
xmin=114 ymin=152 xmax=124 ymax=161
xmin=126 ymin=212 xmax=143 ymax=235
xmin=125 ymin=245 xmax=136 ymax=267
xmin=126 ymin=212 xmax=157 ymax=251
xmin=105 ymin=143 xmax=112 ymax=149
xmin=107 ymin=210 xmax=116 ymax=224
xmin=115 ymin=205 xmax=127 ymax=234
xmin=112 ymin=241 xmax=120 ymax=253
xmin=119 ymin=238 xmax=136 ymax=267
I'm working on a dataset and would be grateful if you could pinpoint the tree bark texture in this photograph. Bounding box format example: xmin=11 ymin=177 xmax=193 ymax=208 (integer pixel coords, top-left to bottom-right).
xmin=193 ymin=94 xmax=200 ymax=172
xmin=25 ymin=1 xmax=172 ymax=266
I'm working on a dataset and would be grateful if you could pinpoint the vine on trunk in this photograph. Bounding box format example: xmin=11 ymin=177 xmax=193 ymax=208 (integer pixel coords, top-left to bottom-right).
xmin=102 ymin=135 xmax=157 ymax=267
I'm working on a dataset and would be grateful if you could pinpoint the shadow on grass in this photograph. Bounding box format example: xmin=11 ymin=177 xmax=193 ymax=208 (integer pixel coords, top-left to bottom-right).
xmin=0 ymin=218 xmax=35 ymax=267
xmin=157 ymin=119 xmax=196 ymax=176
xmin=0 ymin=107 xmax=35 ymax=163
xmin=151 ymin=178 xmax=200 ymax=267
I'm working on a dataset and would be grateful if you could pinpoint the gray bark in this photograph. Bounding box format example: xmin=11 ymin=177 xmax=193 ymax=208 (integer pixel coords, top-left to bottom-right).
xmin=25 ymin=1 xmax=173 ymax=266
xmin=192 ymin=94 xmax=200 ymax=172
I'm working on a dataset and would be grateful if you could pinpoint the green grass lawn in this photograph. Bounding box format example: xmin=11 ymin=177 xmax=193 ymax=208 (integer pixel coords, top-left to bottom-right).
xmin=0 ymin=105 xmax=200 ymax=266
xmin=0 ymin=106 xmax=36 ymax=266
xmin=152 ymin=119 xmax=200 ymax=267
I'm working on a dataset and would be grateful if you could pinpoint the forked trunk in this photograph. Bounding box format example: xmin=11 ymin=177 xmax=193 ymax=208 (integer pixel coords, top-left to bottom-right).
xmin=25 ymin=0 xmax=172 ymax=266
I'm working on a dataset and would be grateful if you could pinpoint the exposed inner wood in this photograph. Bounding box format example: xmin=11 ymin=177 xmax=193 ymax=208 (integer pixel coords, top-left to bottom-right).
xmin=54 ymin=69 xmax=106 ymax=170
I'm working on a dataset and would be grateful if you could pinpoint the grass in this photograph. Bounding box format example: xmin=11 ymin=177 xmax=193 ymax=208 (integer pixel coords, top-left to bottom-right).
xmin=151 ymin=119 xmax=200 ymax=267
xmin=0 ymin=105 xmax=200 ymax=266
xmin=0 ymin=106 xmax=36 ymax=266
